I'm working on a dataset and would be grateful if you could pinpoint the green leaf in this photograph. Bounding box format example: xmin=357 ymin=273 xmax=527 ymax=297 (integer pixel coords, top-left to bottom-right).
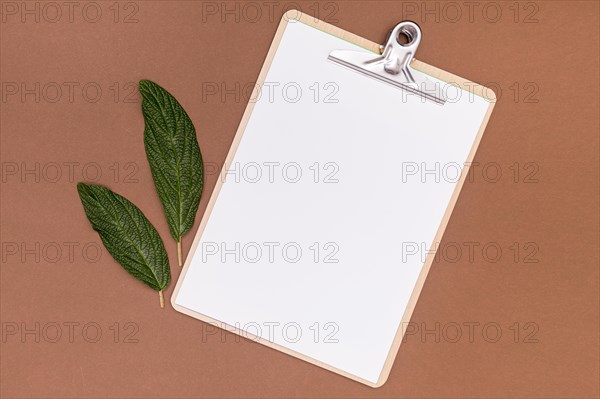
xmin=139 ymin=80 xmax=204 ymax=253
xmin=77 ymin=183 xmax=170 ymax=301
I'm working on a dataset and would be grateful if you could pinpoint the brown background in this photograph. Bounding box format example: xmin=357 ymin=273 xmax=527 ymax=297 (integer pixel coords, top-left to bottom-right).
xmin=1 ymin=1 xmax=598 ymax=398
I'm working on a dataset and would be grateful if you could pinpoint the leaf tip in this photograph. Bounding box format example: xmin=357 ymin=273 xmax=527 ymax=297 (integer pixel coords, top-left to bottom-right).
xmin=139 ymin=79 xmax=156 ymax=93
xmin=77 ymin=181 xmax=90 ymax=196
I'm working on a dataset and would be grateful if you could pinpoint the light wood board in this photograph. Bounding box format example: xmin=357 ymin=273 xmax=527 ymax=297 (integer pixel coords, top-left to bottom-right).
xmin=172 ymin=10 xmax=496 ymax=387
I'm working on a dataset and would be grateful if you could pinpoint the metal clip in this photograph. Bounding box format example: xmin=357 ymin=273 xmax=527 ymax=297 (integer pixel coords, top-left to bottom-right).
xmin=328 ymin=21 xmax=446 ymax=105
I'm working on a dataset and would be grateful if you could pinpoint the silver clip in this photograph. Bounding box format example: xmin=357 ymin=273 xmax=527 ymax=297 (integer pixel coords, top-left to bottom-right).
xmin=328 ymin=21 xmax=446 ymax=105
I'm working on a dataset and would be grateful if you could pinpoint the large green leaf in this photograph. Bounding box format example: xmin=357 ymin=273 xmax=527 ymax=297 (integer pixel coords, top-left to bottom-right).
xmin=139 ymin=80 xmax=203 ymax=265
xmin=77 ymin=183 xmax=170 ymax=306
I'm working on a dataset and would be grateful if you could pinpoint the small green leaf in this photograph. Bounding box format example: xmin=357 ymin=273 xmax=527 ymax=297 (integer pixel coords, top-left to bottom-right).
xmin=77 ymin=183 xmax=170 ymax=306
xmin=139 ymin=80 xmax=203 ymax=265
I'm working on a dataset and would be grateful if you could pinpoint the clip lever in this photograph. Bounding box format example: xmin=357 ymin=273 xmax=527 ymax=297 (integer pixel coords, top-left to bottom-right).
xmin=328 ymin=21 xmax=446 ymax=105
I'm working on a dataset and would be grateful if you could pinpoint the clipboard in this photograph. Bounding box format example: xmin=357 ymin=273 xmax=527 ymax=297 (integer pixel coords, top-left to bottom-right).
xmin=172 ymin=10 xmax=496 ymax=387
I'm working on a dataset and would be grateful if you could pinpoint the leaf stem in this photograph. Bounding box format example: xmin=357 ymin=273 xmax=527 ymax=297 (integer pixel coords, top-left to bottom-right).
xmin=177 ymin=240 xmax=182 ymax=267
xmin=159 ymin=290 xmax=164 ymax=308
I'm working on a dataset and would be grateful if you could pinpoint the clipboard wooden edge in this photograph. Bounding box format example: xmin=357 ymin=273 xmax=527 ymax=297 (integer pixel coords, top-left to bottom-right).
xmin=171 ymin=9 xmax=497 ymax=388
